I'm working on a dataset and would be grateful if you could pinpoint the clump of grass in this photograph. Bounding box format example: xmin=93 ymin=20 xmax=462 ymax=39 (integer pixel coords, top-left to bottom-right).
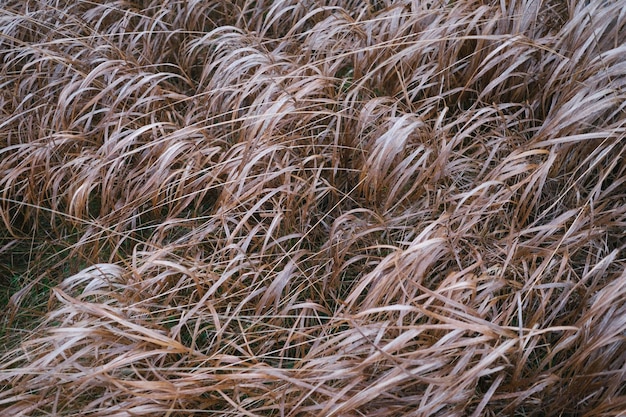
xmin=1 ymin=0 xmax=625 ymax=415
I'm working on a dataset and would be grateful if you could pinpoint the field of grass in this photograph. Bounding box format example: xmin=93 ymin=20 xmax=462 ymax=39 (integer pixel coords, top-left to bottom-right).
xmin=1 ymin=0 xmax=625 ymax=415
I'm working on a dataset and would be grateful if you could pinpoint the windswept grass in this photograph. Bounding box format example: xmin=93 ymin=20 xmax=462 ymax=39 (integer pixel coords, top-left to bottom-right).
xmin=1 ymin=0 xmax=625 ymax=415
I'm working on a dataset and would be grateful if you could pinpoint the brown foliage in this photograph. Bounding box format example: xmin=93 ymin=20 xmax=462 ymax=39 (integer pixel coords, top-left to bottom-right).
xmin=1 ymin=0 xmax=625 ymax=415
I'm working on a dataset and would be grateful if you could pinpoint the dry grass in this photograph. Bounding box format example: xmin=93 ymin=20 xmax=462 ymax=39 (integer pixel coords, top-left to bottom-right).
xmin=1 ymin=0 xmax=625 ymax=415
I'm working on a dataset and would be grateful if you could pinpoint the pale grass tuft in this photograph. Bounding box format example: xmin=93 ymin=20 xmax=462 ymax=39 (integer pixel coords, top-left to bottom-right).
xmin=1 ymin=0 xmax=625 ymax=415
